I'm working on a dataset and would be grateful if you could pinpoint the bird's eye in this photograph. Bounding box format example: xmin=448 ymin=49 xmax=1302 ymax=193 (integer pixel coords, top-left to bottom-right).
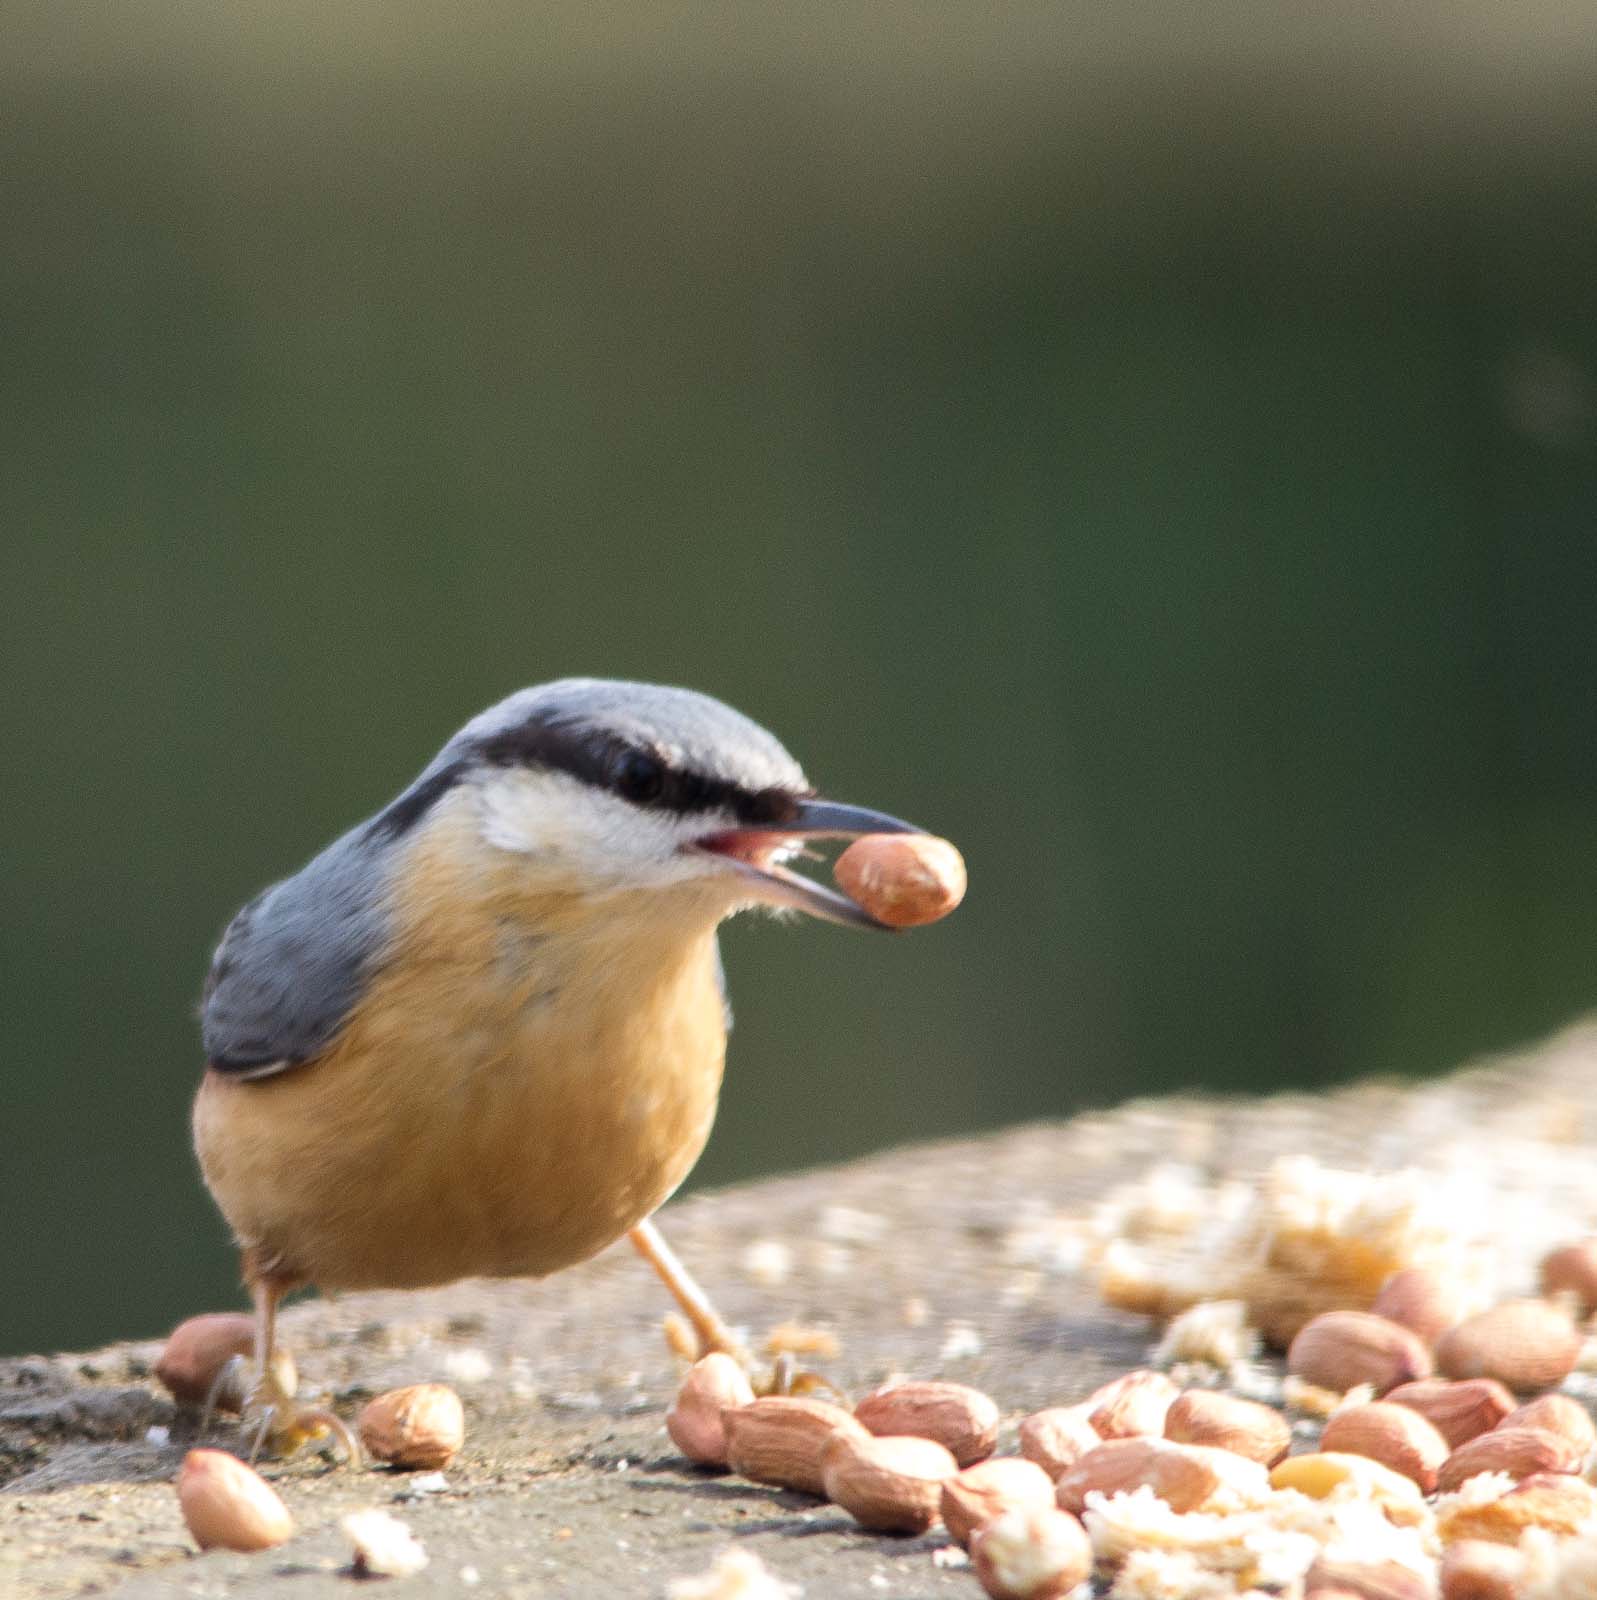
xmin=614 ymin=749 xmax=666 ymax=805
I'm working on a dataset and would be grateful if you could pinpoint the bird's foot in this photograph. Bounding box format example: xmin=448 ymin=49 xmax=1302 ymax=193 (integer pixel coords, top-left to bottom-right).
xmin=244 ymin=1397 xmax=360 ymax=1465
xmin=637 ymin=1221 xmax=847 ymax=1402
xmin=205 ymin=1352 xmax=360 ymax=1465
xmin=754 ymin=1350 xmax=847 ymax=1401
xmin=661 ymin=1315 xmax=846 ymax=1400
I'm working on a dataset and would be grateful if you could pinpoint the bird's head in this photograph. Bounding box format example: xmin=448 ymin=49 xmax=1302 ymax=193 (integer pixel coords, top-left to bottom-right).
xmin=374 ymin=679 xmax=922 ymax=929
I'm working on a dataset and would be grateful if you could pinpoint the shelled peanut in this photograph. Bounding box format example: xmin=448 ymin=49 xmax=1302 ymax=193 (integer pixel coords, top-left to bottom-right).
xmin=155 ymin=1314 xmax=260 ymax=1407
xmin=1318 ymin=1402 xmax=1449 ymax=1492
xmin=176 ymin=1449 xmax=294 ymax=1552
xmin=853 ymin=1379 xmax=999 ymax=1465
xmin=819 ymin=1430 xmax=957 ymax=1534
xmin=357 ymin=1383 xmax=464 ymax=1470
xmin=1287 ymin=1310 xmax=1433 ymax=1394
xmin=833 ymin=835 xmax=966 ymax=928
xmin=941 ymin=1458 xmax=1056 ymax=1547
xmin=666 ymin=1353 xmax=756 ymax=1468
xmin=1163 ymin=1389 xmax=1292 ymax=1465
xmin=722 ymin=1396 xmax=867 ymax=1496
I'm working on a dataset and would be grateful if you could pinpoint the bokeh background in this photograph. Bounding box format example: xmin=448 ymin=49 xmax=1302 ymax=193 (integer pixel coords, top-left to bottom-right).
xmin=5 ymin=2 xmax=1595 ymax=1356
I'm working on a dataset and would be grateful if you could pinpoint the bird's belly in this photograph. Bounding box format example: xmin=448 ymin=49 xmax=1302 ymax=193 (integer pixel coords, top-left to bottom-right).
xmin=193 ymin=946 xmax=728 ymax=1291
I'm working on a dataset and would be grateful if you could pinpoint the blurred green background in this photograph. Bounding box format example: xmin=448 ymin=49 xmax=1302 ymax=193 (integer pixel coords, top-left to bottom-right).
xmin=5 ymin=2 xmax=1595 ymax=1356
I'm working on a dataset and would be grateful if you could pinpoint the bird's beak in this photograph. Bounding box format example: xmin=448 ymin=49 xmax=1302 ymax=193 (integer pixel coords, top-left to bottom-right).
xmin=695 ymin=797 xmax=924 ymax=930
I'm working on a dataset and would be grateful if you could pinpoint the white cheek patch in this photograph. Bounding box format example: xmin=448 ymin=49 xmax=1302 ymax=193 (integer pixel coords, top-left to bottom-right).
xmin=477 ymin=770 xmax=600 ymax=856
xmin=473 ymin=769 xmax=734 ymax=890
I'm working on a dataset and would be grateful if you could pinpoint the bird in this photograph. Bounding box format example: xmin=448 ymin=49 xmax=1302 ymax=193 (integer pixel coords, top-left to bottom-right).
xmin=191 ymin=677 xmax=927 ymax=1455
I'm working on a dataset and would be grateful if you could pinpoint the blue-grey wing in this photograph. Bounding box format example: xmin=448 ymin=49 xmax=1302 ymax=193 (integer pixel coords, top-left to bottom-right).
xmin=201 ymin=832 xmax=390 ymax=1078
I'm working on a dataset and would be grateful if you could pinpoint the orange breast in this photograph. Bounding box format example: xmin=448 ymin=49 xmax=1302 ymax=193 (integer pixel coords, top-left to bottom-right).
xmin=193 ymin=816 xmax=731 ymax=1291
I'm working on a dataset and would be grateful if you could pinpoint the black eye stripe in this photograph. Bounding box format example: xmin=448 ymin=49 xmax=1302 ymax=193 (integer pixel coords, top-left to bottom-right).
xmin=738 ymin=786 xmax=796 ymax=826
xmin=470 ymin=719 xmax=801 ymax=825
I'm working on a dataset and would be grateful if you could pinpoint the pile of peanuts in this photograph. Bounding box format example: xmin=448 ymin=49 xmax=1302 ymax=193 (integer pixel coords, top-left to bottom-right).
xmin=667 ymin=1238 xmax=1597 ymax=1598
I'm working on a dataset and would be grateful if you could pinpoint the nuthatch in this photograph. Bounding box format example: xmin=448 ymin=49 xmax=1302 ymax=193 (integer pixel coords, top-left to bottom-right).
xmin=192 ymin=678 xmax=926 ymax=1454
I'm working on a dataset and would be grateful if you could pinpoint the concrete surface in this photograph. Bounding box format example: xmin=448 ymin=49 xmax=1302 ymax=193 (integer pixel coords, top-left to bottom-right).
xmin=8 ymin=1025 xmax=1597 ymax=1598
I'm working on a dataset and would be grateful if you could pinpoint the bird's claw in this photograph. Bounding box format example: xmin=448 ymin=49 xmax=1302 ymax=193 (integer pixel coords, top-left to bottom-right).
xmin=204 ymin=1350 xmax=360 ymax=1465
xmin=753 ymin=1350 xmax=846 ymax=1401
xmin=246 ymin=1402 xmax=360 ymax=1465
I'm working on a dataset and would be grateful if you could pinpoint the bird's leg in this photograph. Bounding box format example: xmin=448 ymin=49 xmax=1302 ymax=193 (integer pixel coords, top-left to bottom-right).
xmin=628 ymin=1218 xmax=751 ymax=1368
xmin=628 ymin=1218 xmax=843 ymax=1398
xmin=243 ymin=1280 xmax=291 ymax=1459
xmin=233 ymin=1267 xmax=360 ymax=1464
